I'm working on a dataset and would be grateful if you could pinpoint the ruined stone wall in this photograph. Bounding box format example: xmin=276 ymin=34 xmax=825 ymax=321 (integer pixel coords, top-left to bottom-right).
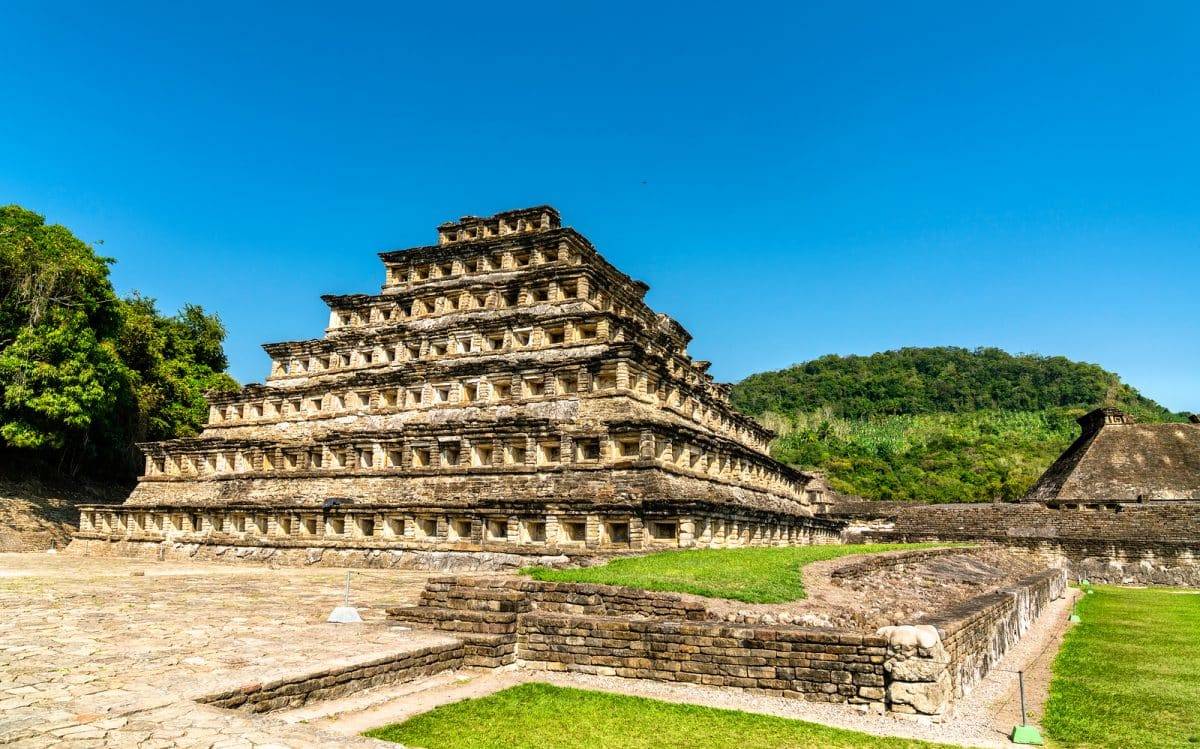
xmin=858 ymin=502 xmax=1200 ymax=586
xmin=878 ymin=568 xmax=1066 ymax=716
xmin=934 ymin=569 xmax=1066 ymax=695
xmin=388 ymin=569 xmax=1066 ymax=717
xmin=198 ymin=641 xmax=463 ymax=713
xmin=887 ymin=502 xmax=1200 ymax=541
xmin=65 ymin=537 xmax=568 ymax=572
xmin=410 ymin=576 xmax=712 ymax=621
xmin=387 ymin=577 xmax=887 ymax=705
xmin=827 ymin=546 xmax=970 ymax=581
xmin=518 ymin=615 xmax=888 ymax=709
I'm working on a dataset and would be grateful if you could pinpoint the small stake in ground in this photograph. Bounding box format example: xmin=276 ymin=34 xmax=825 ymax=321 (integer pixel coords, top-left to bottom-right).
xmin=328 ymin=570 xmax=363 ymax=623
xmin=1010 ymin=670 xmax=1044 ymax=745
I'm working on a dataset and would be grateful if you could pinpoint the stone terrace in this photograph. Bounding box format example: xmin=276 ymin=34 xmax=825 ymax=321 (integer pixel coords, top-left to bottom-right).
xmin=0 ymin=554 xmax=444 ymax=748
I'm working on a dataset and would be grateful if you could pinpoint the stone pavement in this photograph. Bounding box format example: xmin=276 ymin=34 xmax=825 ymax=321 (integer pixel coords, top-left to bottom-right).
xmin=0 ymin=552 xmax=445 ymax=748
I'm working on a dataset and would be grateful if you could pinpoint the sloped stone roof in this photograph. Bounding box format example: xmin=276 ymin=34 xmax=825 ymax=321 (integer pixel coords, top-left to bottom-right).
xmin=1024 ymin=408 xmax=1200 ymax=502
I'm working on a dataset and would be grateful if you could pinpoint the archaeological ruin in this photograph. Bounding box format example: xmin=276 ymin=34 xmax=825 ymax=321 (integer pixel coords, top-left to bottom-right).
xmin=836 ymin=408 xmax=1200 ymax=586
xmin=47 ymin=211 xmax=1199 ymax=731
xmin=385 ymin=546 xmax=1068 ymax=719
xmin=74 ymin=206 xmax=840 ymax=567
xmin=1022 ymin=407 xmax=1200 ymax=503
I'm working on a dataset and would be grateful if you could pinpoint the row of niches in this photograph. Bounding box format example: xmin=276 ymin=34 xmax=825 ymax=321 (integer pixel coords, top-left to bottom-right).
xmin=338 ymin=274 xmax=608 ymax=328
xmin=142 ymin=429 xmax=806 ymax=499
xmin=336 ymin=265 xmax=679 ymax=371
xmin=435 ymin=208 xmax=558 ymax=245
xmin=274 ymin=316 xmax=613 ymax=377
xmin=271 ymin=317 xmax=730 ymax=423
xmin=80 ymin=508 xmax=825 ymax=550
xmin=220 ymin=361 xmax=768 ymax=453
xmin=384 ymin=242 xmax=575 ymax=288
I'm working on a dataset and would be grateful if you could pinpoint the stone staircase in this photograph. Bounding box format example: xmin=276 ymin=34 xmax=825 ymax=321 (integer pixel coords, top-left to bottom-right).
xmin=388 ymin=578 xmax=531 ymax=667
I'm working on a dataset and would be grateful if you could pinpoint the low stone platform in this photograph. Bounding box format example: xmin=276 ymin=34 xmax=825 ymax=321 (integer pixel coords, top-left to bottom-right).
xmin=388 ymin=548 xmax=1068 ymax=718
xmin=0 ymin=553 xmax=451 ymax=747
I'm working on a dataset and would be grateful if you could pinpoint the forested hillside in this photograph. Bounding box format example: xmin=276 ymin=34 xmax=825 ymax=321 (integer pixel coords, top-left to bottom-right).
xmin=0 ymin=205 xmax=237 ymax=479
xmin=731 ymin=347 xmax=1186 ymax=503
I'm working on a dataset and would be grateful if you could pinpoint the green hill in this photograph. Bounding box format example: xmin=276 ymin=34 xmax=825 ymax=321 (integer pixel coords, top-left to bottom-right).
xmin=730 ymin=347 xmax=1185 ymax=503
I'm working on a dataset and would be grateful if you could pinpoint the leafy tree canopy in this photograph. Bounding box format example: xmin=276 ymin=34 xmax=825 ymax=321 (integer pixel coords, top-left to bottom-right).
xmin=0 ymin=205 xmax=236 ymax=476
xmin=731 ymin=346 xmax=1177 ymax=422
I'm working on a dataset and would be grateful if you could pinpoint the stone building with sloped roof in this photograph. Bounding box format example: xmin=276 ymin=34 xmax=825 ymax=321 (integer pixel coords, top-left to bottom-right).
xmin=1023 ymin=407 xmax=1200 ymax=504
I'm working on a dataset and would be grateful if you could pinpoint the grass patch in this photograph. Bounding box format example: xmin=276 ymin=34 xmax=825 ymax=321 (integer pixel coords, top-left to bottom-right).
xmin=1044 ymin=585 xmax=1200 ymax=748
xmin=523 ymin=543 xmax=946 ymax=603
xmin=365 ymin=682 xmax=958 ymax=749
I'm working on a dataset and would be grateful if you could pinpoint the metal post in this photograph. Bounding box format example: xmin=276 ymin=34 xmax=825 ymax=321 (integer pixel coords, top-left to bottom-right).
xmin=1018 ymin=670 xmax=1027 ymax=725
xmin=1010 ymin=669 xmax=1044 ymax=744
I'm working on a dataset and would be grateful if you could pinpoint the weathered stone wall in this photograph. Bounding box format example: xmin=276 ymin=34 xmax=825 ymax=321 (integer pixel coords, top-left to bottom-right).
xmin=933 ymin=568 xmax=1066 ymax=696
xmin=886 ymin=502 xmax=1200 ymax=541
xmin=388 ymin=576 xmax=714 ymax=668
xmin=877 ymin=568 xmax=1067 ymax=716
xmin=389 ymin=577 xmax=531 ymax=667
xmin=853 ymin=502 xmax=1200 ymax=586
xmin=388 ymin=567 xmax=1066 ymax=717
xmin=1068 ymin=548 xmax=1200 ymax=587
xmin=0 ymin=475 xmax=127 ymax=552
xmin=519 ymin=615 xmax=888 ymax=709
xmin=198 ymin=641 xmax=463 ymax=713
xmin=66 ymin=537 xmax=569 ymax=572
xmin=411 ymin=576 xmax=712 ymax=621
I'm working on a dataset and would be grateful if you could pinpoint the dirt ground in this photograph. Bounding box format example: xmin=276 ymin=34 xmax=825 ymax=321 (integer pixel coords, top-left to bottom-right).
xmin=0 ymin=474 xmax=129 ymax=552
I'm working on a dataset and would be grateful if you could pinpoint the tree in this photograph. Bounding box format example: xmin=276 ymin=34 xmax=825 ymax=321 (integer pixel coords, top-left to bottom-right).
xmin=0 ymin=205 xmax=237 ymax=477
xmin=0 ymin=310 xmax=131 ymax=469
xmin=117 ymin=294 xmax=237 ymax=443
xmin=0 ymin=205 xmax=120 ymax=341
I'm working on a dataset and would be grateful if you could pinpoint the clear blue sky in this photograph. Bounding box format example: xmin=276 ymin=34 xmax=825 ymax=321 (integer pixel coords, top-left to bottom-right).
xmin=3 ymin=2 xmax=1197 ymax=412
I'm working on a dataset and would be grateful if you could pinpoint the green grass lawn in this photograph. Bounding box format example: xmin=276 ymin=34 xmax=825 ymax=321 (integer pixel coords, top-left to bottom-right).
xmin=365 ymin=682 xmax=959 ymax=749
xmin=1044 ymin=585 xmax=1200 ymax=748
xmin=523 ymin=543 xmax=945 ymax=603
